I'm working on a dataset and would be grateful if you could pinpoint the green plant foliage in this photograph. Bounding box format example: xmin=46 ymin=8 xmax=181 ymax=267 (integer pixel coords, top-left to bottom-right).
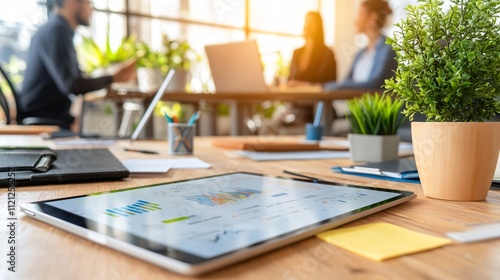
xmin=136 ymin=35 xmax=197 ymax=71
xmin=135 ymin=42 xmax=169 ymax=72
xmin=162 ymin=35 xmax=196 ymax=70
xmin=384 ymin=0 xmax=500 ymax=122
xmin=347 ymin=93 xmax=405 ymax=135
xmin=77 ymin=31 xmax=136 ymax=73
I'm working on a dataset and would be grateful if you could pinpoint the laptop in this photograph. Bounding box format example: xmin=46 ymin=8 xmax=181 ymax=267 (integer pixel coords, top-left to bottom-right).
xmin=21 ymin=172 xmax=415 ymax=275
xmin=48 ymin=69 xmax=177 ymax=141
xmin=205 ymin=40 xmax=322 ymax=93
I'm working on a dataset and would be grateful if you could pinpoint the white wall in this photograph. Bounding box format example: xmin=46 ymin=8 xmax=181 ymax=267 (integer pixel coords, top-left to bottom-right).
xmin=333 ymin=0 xmax=363 ymax=80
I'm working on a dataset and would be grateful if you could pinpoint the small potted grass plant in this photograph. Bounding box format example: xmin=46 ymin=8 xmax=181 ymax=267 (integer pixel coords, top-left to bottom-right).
xmin=347 ymin=93 xmax=405 ymax=162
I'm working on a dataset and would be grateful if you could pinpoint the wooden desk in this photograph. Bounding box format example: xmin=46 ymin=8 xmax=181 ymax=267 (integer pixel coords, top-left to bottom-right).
xmin=2 ymin=137 xmax=499 ymax=279
xmin=0 ymin=125 xmax=59 ymax=135
xmin=98 ymin=88 xmax=370 ymax=136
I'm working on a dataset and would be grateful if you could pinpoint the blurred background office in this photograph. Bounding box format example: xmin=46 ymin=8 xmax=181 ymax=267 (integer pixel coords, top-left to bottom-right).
xmin=0 ymin=0 xmax=420 ymax=136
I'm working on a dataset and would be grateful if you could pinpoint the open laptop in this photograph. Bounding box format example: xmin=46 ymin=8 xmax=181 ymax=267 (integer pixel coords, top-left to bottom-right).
xmin=205 ymin=40 xmax=322 ymax=93
xmin=51 ymin=69 xmax=176 ymax=142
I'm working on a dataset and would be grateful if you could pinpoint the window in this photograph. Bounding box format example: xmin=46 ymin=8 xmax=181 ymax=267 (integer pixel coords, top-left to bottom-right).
xmin=90 ymin=0 xmax=336 ymax=90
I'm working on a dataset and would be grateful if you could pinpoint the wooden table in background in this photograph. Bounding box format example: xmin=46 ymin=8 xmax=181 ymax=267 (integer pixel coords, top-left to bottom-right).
xmin=1 ymin=136 xmax=499 ymax=279
xmin=0 ymin=125 xmax=59 ymax=135
xmin=95 ymin=88 xmax=371 ymax=136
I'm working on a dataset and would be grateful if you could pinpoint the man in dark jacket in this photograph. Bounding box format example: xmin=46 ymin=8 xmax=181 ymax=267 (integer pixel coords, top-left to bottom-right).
xmin=19 ymin=0 xmax=136 ymax=129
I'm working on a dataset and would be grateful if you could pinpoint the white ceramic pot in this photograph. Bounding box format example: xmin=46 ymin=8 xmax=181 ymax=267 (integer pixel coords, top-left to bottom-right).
xmin=166 ymin=69 xmax=190 ymax=92
xmin=348 ymin=134 xmax=399 ymax=163
xmin=137 ymin=68 xmax=164 ymax=93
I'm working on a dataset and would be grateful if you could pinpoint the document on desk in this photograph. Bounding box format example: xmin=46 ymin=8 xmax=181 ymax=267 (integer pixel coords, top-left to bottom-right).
xmin=234 ymin=150 xmax=350 ymax=161
xmin=122 ymin=158 xmax=211 ymax=173
xmin=333 ymin=158 xmax=419 ymax=183
xmin=316 ymin=139 xmax=414 ymax=154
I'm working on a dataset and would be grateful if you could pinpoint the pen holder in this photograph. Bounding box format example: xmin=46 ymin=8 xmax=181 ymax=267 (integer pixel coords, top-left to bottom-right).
xmin=168 ymin=123 xmax=195 ymax=155
xmin=305 ymin=123 xmax=324 ymax=141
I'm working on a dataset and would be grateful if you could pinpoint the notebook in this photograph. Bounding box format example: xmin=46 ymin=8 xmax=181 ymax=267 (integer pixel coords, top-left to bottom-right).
xmin=205 ymin=40 xmax=322 ymax=93
xmin=333 ymin=158 xmax=419 ymax=183
xmin=0 ymin=148 xmax=129 ymax=187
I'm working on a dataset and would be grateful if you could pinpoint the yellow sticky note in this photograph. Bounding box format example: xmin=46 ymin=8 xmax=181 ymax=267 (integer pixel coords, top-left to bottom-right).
xmin=316 ymin=223 xmax=452 ymax=261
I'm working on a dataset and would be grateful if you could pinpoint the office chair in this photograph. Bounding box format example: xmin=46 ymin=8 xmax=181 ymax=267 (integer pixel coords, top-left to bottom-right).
xmin=0 ymin=64 xmax=68 ymax=128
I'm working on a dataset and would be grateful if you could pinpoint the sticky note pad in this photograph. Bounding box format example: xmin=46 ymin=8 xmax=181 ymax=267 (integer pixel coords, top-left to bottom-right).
xmin=316 ymin=223 xmax=452 ymax=261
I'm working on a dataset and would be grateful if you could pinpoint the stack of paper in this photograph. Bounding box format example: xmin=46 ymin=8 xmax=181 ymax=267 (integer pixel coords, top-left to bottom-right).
xmin=122 ymin=158 xmax=211 ymax=174
xmin=235 ymin=150 xmax=350 ymax=161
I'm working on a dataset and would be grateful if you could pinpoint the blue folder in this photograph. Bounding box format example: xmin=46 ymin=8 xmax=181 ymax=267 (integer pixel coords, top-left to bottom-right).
xmin=332 ymin=158 xmax=420 ymax=184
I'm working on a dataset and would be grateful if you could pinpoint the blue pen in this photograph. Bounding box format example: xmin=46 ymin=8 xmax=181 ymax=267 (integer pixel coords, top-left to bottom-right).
xmin=163 ymin=112 xmax=174 ymax=123
xmin=187 ymin=110 xmax=201 ymax=125
xmin=313 ymin=102 xmax=324 ymax=127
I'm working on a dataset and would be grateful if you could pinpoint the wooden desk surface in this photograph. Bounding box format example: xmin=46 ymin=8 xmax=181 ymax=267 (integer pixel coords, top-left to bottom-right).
xmin=2 ymin=136 xmax=499 ymax=279
xmin=0 ymin=125 xmax=59 ymax=135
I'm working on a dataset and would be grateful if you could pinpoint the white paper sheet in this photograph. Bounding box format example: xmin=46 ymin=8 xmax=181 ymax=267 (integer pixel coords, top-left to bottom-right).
xmin=122 ymin=159 xmax=171 ymax=173
xmin=122 ymin=158 xmax=211 ymax=173
xmin=235 ymin=150 xmax=350 ymax=161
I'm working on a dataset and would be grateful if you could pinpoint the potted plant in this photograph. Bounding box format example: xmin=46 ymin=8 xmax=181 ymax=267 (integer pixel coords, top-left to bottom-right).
xmin=385 ymin=0 xmax=500 ymax=201
xmin=135 ymin=42 xmax=168 ymax=92
xmin=135 ymin=35 xmax=196 ymax=92
xmin=77 ymin=31 xmax=136 ymax=75
xmin=347 ymin=93 xmax=405 ymax=163
xmin=161 ymin=35 xmax=196 ymax=92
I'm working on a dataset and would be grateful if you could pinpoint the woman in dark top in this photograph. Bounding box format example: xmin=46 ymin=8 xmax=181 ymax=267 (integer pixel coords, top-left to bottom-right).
xmin=289 ymin=12 xmax=337 ymax=84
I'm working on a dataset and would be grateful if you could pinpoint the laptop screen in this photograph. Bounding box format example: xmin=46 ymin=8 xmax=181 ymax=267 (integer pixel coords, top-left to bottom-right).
xmin=205 ymin=40 xmax=268 ymax=93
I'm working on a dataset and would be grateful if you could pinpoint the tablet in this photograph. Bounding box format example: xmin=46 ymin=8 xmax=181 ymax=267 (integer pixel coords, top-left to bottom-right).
xmin=21 ymin=172 xmax=415 ymax=275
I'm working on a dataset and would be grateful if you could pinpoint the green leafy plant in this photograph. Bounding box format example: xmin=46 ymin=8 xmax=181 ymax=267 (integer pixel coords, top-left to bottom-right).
xmin=136 ymin=35 xmax=196 ymax=72
xmin=135 ymin=42 xmax=168 ymax=72
xmin=347 ymin=93 xmax=405 ymax=135
xmin=77 ymin=31 xmax=136 ymax=73
xmin=162 ymin=35 xmax=196 ymax=70
xmin=384 ymin=0 xmax=500 ymax=122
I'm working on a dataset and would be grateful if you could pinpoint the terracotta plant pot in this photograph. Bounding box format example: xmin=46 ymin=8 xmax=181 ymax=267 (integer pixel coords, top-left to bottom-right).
xmin=412 ymin=122 xmax=500 ymax=201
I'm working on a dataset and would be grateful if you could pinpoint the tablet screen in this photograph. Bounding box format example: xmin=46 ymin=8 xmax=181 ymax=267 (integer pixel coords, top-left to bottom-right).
xmin=30 ymin=173 xmax=412 ymax=262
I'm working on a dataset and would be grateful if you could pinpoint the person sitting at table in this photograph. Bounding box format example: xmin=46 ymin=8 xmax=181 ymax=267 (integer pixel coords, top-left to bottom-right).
xmin=329 ymin=0 xmax=395 ymax=90
xmin=289 ymin=0 xmax=396 ymax=91
xmin=18 ymin=0 xmax=136 ymax=130
xmin=285 ymin=11 xmax=337 ymax=123
xmin=288 ymin=11 xmax=337 ymax=84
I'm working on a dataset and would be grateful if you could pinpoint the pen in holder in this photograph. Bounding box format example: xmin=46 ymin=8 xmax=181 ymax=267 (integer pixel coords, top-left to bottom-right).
xmin=306 ymin=102 xmax=324 ymax=141
xmin=168 ymin=123 xmax=195 ymax=155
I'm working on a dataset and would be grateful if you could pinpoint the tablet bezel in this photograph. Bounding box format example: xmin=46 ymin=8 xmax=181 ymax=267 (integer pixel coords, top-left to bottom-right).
xmin=21 ymin=172 xmax=416 ymax=275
